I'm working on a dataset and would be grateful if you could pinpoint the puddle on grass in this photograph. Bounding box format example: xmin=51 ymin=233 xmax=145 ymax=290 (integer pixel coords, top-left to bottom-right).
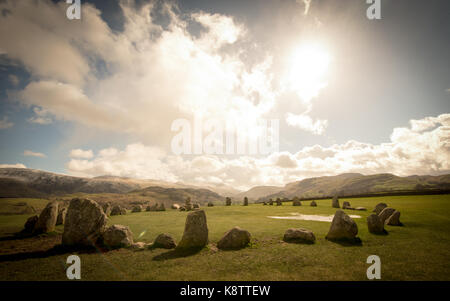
xmin=267 ymin=212 xmax=361 ymax=222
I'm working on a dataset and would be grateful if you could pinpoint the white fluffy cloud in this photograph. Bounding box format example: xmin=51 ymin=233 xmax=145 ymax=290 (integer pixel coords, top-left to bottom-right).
xmin=66 ymin=114 xmax=450 ymax=190
xmin=0 ymin=163 xmax=26 ymax=168
xmin=23 ymin=150 xmax=46 ymax=158
xmin=69 ymin=149 xmax=94 ymax=159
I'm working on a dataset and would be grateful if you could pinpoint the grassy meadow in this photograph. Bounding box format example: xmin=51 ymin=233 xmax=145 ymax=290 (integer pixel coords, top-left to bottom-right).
xmin=0 ymin=194 xmax=449 ymax=280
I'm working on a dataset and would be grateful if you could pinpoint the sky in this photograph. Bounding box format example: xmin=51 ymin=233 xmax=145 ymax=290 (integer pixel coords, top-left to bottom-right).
xmin=0 ymin=0 xmax=449 ymax=191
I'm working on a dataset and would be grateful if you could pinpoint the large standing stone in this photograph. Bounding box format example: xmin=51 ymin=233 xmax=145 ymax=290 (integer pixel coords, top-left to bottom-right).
xmin=217 ymin=226 xmax=251 ymax=250
xmin=177 ymin=210 xmax=208 ymax=249
xmin=292 ymin=197 xmax=302 ymax=206
xmin=326 ymin=210 xmax=359 ymax=242
xmin=225 ymin=197 xmax=232 ymax=206
xmin=34 ymin=201 xmax=59 ymax=234
xmin=153 ymin=233 xmax=177 ymax=249
xmin=332 ymin=195 xmax=340 ymax=208
xmin=367 ymin=214 xmax=386 ymax=234
xmin=207 ymin=202 xmax=214 ymax=207
xmin=386 ymin=210 xmax=402 ymax=226
xmin=283 ymin=228 xmax=315 ymax=244
xmin=102 ymin=203 xmax=111 ymax=216
xmin=23 ymin=215 xmax=38 ymax=234
xmin=379 ymin=207 xmax=396 ymax=224
xmin=103 ymin=225 xmax=133 ymax=249
xmin=243 ymin=197 xmax=249 ymax=206
xmin=373 ymin=203 xmax=388 ymax=214
xmin=62 ymin=198 xmax=107 ymax=247
xmin=269 ymin=199 xmax=274 ymax=205
xmin=56 ymin=207 xmax=67 ymax=225
xmin=310 ymin=200 xmax=317 ymax=207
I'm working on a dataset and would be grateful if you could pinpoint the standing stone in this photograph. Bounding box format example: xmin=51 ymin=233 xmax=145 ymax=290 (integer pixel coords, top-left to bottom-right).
xmin=243 ymin=197 xmax=249 ymax=206
xmin=185 ymin=197 xmax=193 ymax=211
xmin=157 ymin=203 xmax=166 ymax=211
xmin=379 ymin=207 xmax=396 ymax=224
xmin=385 ymin=210 xmax=402 ymax=226
xmin=310 ymin=200 xmax=317 ymax=207
xmin=207 ymin=202 xmax=214 ymax=207
xmin=225 ymin=197 xmax=232 ymax=206
xmin=102 ymin=203 xmax=111 ymax=216
xmin=217 ymin=226 xmax=251 ymax=250
xmin=56 ymin=207 xmax=68 ymax=225
xmin=120 ymin=207 xmax=127 ymax=215
xmin=283 ymin=228 xmax=315 ymax=244
xmin=153 ymin=233 xmax=177 ymax=249
xmin=193 ymin=203 xmax=200 ymax=209
xmin=326 ymin=210 xmax=359 ymax=242
xmin=103 ymin=225 xmax=133 ymax=249
xmin=332 ymin=195 xmax=340 ymax=208
xmin=110 ymin=205 xmax=125 ymax=216
xmin=269 ymin=199 xmax=274 ymax=205
xmin=177 ymin=210 xmax=208 ymax=249
xmin=179 ymin=206 xmax=186 ymax=211
xmin=373 ymin=203 xmax=388 ymax=214
xmin=276 ymin=198 xmax=282 ymax=206
xmin=131 ymin=205 xmax=142 ymax=213
xmin=62 ymin=198 xmax=107 ymax=247
xmin=367 ymin=214 xmax=386 ymax=234
xmin=342 ymin=201 xmax=352 ymax=209
xmin=293 ymin=200 xmax=301 ymax=206
xmin=34 ymin=201 xmax=59 ymax=234
xmin=263 ymin=202 xmax=267 ymax=205
xmin=171 ymin=204 xmax=180 ymax=209
xmin=23 ymin=215 xmax=38 ymax=234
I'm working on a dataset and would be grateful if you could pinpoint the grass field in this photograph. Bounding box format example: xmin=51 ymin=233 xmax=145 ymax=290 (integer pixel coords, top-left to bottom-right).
xmin=0 ymin=194 xmax=449 ymax=280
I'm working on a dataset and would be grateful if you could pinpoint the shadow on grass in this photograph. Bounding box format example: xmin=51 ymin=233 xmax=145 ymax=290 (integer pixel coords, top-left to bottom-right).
xmin=0 ymin=244 xmax=99 ymax=263
xmin=152 ymin=247 xmax=203 ymax=261
xmin=326 ymin=237 xmax=363 ymax=247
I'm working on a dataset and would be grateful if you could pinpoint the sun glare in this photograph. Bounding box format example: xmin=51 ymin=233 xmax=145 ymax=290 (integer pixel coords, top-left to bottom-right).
xmin=289 ymin=42 xmax=331 ymax=102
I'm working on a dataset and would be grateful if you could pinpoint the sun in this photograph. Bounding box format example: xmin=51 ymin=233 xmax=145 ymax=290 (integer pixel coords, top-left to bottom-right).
xmin=288 ymin=42 xmax=331 ymax=103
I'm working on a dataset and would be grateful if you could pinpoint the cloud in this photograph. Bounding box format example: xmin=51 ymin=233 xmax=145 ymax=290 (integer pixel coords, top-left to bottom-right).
xmin=286 ymin=112 xmax=328 ymax=135
xmin=69 ymin=149 xmax=94 ymax=159
xmin=24 ymin=150 xmax=46 ymax=158
xmin=3 ymin=0 xmax=322 ymax=143
xmin=0 ymin=163 xmax=26 ymax=168
xmin=0 ymin=116 xmax=13 ymax=129
xmin=8 ymin=74 xmax=19 ymax=86
xmin=66 ymin=114 xmax=450 ymax=190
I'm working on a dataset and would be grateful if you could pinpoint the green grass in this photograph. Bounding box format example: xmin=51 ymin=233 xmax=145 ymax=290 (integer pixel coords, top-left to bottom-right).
xmin=0 ymin=195 xmax=449 ymax=280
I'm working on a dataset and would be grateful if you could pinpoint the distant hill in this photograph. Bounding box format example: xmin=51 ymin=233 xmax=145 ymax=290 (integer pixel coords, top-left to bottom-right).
xmin=254 ymin=173 xmax=450 ymax=202
xmin=129 ymin=186 xmax=224 ymax=205
xmin=0 ymin=168 xmax=222 ymax=200
xmin=236 ymin=185 xmax=284 ymax=201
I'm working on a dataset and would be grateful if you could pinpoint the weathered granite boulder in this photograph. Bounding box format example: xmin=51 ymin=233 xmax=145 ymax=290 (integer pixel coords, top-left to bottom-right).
xmin=177 ymin=210 xmax=208 ymax=249
xmin=386 ymin=210 xmax=402 ymax=226
xmin=131 ymin=205 xmax=142 ymax=213
xmin=293 ymin=200 xmax=302 ymax=206
xmin=103 ymin=225 xmax=133 ymax=249
xmin=310 ymin=200 xmax=317 ymax=207
xmin=225 ymin=197 xmax=232 ymax=206
xmin=379 ymin=207 xmax=396 ymax=224
xmin=34 ymin=201 xmax=59 ymax=234
xmin=326 ymin=210 xmax=359 ymax=242
xmin=217 ymin=226 xmax=251 ymax=250
xmin=342 ymin=201 xmax=352 ymax=209
xmin=193 ymin=203 xmax=200 ymax=209
xmin=179 ymin=206 xmax=186 ymax=211
xmin=243 ymin=197 xmax=249 ymax=206
xmin=207 ymin=202 xmax=214 ymax=207
xmin=153 ymin=233 xmax=177 ymax=249
xmin=367 ymin=213 xmax=386 ymax=234
xmin=276 ymin=198 xmax=282 ymax=206
xmin=110 ymin=205 xmax=125 ymax=216
xmin=373 ymin=203 xmax=388 ymax=214
xmin=62 ymin=198 xmax=107 ymax=247
xmin=283 ymin=228 xmax=315 ymax=244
